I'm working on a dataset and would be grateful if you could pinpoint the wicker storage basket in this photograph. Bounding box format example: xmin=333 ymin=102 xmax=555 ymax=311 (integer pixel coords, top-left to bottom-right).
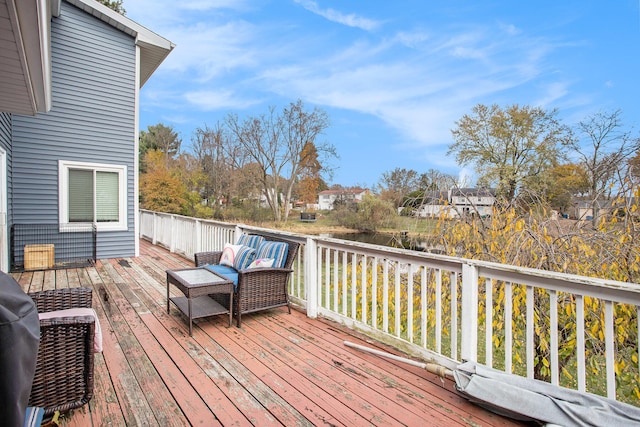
xmin=28 ymin=287 xmax=95 ymax=416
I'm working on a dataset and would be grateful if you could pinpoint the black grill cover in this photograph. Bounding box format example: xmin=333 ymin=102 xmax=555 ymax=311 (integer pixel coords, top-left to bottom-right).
xmin=0 ymin=272 xmax=40 ymax=427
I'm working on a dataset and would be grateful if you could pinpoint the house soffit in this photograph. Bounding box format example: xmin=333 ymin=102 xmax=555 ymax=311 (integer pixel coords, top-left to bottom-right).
xmin=0 ymin=0 xmax=52 ymax=115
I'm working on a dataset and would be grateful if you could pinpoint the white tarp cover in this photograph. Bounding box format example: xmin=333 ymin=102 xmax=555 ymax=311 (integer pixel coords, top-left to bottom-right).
xmin=454 ymin=361 xmax=640 ymax=426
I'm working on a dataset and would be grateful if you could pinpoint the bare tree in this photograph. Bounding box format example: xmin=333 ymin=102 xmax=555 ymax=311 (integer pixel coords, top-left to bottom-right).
xmin=226 ymin=107 xmax=283 ymax=219
xmin=418 ymin=169 xmax=457 ymax=191
xmin=378 ymin=167 xmax=420 ymax=208
xmin=566 ymin=110 xmax=640 ymax=225
xmin=191 ymin=124 xmax=235 ymax=206
xmin=280 ymin=100 xmax=334 ymax=219
xmin=225 ymin=100 xmax=334 ymax=221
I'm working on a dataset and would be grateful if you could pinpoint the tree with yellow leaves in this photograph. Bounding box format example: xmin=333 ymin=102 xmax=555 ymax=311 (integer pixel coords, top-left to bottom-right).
xmin=297 ymin=141 xmax=325 ymax=207
xmin=449 ymin=104 xmax=571 ymax=202
xmin=430 ymin=197 xmax=640 ymax=403
xmin=139 ymin=150 xmax=186 ymax=214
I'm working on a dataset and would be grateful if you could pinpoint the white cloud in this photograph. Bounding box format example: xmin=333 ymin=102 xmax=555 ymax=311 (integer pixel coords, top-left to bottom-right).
xmin=393 ymin=31 xmax=430 ymax=48
xmin=155 ymin=20 xmax=260 ymax=80
xmin=256 ymin=24 xmax=554 ymax=150
xmin=499 ymin=23 xmax=521 ymax=36
xmin=260 ymin=62 xmax=466 ymax=148
xmin=450 ymin=45 xmax=487 ymax=60
xmin=184 ymin=90 xmax=261 ymax=111
xmin=293 ymin=0 xmax=381 ymax=31
xmin=533 ymin=81 xmax=571 ymax=108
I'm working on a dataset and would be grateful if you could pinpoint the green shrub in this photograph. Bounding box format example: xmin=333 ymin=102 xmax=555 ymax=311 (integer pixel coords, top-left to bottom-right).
xmin=332 ymin=195 xmax=397 ymax=232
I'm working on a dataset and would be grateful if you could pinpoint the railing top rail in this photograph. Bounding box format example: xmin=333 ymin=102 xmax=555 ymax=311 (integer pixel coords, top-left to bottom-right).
xmin=315 ymin=234 xmax=640 ymax=301
xmin=236 ymin=224 xmax=309 ymax=245
xmin=315 ymin=235 xmax=464 ymax=273
xmin=140 ymin=209 xmax=237 ymax=229
xmin=477 ymin=263 xmax=640 ymax=305
xmin=140 ymin=210 xmax=640 ymax=303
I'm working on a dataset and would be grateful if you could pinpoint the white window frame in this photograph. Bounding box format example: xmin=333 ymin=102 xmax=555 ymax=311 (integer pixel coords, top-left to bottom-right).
xmin=59 ymin=160 xmax=127 ymax=232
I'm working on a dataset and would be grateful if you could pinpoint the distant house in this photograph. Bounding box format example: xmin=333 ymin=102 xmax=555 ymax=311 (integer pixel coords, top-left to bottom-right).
xmin=0 ymin=0 xmax=174 ymax=271
xmin=260 ymin=190 xmax=286 ymax=209
xmin=414 ymin=188 xmax=496 ymax=218
xmin=449 ymin=188 xmax=496 ymax=217
xmin=318 ymin=188 xmax=368 ymax=210
xmin=574 ymin=198 xmax=622 ymax=221
xmin=412 ymin=191 xmax=449 ymax=217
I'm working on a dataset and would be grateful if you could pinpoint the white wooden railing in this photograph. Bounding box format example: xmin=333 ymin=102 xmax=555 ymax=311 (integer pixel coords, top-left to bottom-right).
xmin=140 ymin=209 xmax=640 ymax=404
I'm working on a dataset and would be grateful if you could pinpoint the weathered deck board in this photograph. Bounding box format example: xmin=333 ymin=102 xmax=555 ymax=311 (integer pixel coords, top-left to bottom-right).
xmin=107 ymin=258 xmax=281 ymax=427
xmin=14 ymin=239 xmax=526 ymax=427
xmin=247 ymin=314 xmax=452 ymax=425
xmin=87 ymin=264 xmax=161 ymax=426
xmin=97 ymin=260 xmax=190 ymax=427
xmin=102 ymin=259 xmax=220 ymax=427
xmin=117 ymin=255 xmax=312 ymax=426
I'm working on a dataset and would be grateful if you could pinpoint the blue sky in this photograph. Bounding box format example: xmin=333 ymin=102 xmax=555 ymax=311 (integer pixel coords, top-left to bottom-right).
xmin=127 ymin=1 xmax=640 ymax=189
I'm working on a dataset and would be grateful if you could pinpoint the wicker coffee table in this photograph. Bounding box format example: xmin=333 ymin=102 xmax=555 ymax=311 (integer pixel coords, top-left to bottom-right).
xmin=166 ymin=267 xmax=234 ymax=336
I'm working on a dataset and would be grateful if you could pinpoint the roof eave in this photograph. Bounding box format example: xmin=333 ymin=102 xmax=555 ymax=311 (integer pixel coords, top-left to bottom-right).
xmin=2 ymin=0 xmax=54 ymax=115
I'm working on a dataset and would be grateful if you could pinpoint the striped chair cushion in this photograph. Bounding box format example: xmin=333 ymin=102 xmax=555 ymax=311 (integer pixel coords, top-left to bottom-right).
xmin=204 ymin=264 xmax=239 ymax=287
xmin=237 ymin=234 xmax=265 ymax=250
xmin=256 ymin=241 xmax=289 ymax=268
xmin=233 ymin=245 xmax=256 ymax=270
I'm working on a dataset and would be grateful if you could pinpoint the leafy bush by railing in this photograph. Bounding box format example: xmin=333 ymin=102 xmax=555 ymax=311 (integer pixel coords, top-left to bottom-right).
xmin=429 ymin=203 xmax=640 ymax=403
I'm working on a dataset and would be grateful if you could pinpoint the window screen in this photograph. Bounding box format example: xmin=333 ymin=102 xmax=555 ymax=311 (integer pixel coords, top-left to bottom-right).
xmin=68 ymin=169 xmax=120 ymax=223
xmin=96 ymin=171 xmax=119 ymax=222
xmin=69 ymin=169 xmax=94 ymax=222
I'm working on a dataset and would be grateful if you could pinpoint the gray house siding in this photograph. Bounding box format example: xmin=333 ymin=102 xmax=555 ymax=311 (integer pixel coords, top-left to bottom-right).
xmin=11 ymin=1 xmax=137 ymax=259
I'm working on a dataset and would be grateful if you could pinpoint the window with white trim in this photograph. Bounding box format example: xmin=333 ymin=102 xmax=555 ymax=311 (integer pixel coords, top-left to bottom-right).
xmin=59 ymin=161 xmax=127 ymax=231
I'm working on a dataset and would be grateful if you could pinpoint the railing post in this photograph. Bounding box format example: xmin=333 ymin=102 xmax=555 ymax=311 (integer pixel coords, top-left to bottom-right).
xmin=152 ymin=212 xmax=158 ymax=245
xmin=170 ymin=214 xmax=176 ymax=253
xmin=195 ymin=219 xmax=202 ymax=254
xmin=461 ymin=262 xmax=479 ymax=362
xmin=305 ymin=236 xmax=318 ymax=319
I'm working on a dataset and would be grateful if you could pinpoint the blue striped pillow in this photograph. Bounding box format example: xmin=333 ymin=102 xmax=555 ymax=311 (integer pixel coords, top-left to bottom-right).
xmin=237 ymin=234 xmax=265 ymax=250
xmin=256 ymin=241 xmax=289 ymax=268
xmin=233 ymin=245 xmax=256 ymax=270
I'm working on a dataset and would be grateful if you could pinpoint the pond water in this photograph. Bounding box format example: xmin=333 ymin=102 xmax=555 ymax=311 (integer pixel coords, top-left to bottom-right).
xmin=324 ymin=232 xmax=431 ymax=252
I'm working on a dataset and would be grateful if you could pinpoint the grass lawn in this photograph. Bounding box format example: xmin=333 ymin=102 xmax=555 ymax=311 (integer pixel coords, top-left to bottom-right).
xmin=381 ymin=215 xmax=438 ymax=235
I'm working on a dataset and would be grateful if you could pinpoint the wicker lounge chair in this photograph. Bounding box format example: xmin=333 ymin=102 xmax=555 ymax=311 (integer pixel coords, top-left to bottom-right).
xmin=28 ymin=287 xmax=96 ymax=416
xmin=195 ymin=233 xmax=300 ymax=327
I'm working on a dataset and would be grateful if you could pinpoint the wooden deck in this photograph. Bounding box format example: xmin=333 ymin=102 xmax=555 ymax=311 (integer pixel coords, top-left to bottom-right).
xmin=14 ymin=239 xmax=524 ymax=426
